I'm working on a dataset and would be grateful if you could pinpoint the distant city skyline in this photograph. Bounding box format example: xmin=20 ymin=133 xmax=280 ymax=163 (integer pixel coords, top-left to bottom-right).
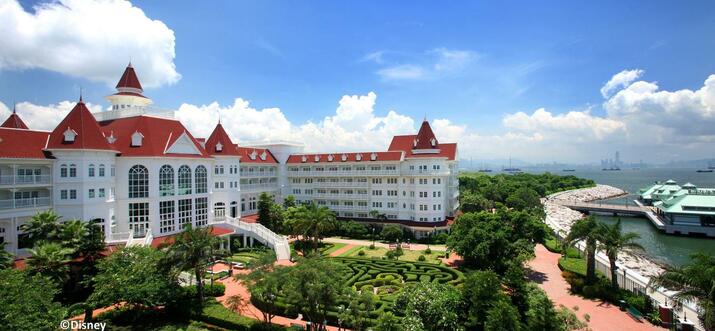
xmin=2 ymin=0 xmax=715 ymax=163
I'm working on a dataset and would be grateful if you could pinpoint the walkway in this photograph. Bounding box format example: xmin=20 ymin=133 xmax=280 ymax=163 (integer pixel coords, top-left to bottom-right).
xmin=329 ymin=244 xmax=355 ymax=257
xmin=322 ymin=237 xmax=447 ymax=251
xmin=527 ymin=244 xmax=664 ymax=331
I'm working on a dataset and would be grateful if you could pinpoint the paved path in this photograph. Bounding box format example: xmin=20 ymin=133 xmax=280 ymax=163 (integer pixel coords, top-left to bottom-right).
xmin=323 ymin=237 xmax=447 ymax=251
xmin=528 ymin=244 xmax=664 ymax=331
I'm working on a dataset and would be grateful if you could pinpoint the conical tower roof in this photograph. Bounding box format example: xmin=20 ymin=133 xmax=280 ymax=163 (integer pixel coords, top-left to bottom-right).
xmin=1 ymin=106 xmax=29 ymax=129
xmin=205 ymin=122 xmax=240 ymax=156
xmin=413 ymin=118 xmax=438 ymax=149
xmin=47 ymin=97 xmax=114 ymax=151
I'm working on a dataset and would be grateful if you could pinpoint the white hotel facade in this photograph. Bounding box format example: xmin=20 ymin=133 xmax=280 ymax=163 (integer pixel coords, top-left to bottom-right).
xmin=0 ymin=65 xmax=458 ymax=255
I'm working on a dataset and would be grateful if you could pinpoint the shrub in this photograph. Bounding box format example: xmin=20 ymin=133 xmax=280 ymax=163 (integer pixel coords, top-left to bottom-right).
xmin=358 ymin=250 xmax=366 ymax=256
xmin=184 ymin=283 xmax=226 ymax=298
xmin=424 ymin=248 xmax=432 ymax=255
xmin=369 ymin=244 xmax=376 ymax=250
xmin=418 ymin=255 xmax=426 ymax=262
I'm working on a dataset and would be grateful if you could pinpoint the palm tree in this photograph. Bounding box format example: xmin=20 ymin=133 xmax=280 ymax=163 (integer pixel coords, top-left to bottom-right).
xmin=292 ymin=203 xmax=337 ymax=252
xmin=597 ymin=219 xmax=644 ymax=288
xmin=167 ymin=224 xmax=219 ymax=303
xmin=649 ymin=253 xmax=715 ymax=331
xmin=565 ymin=216 xmax=599 ymax=284
xmin=0 ymin=242 xmax=14 ymax=269
xmin=59 ymin=219 xmax=88 ymax=254
xmin=21 ymin=210 xmax=62 ymax=245
xmin=27 ymin=242 xmax=74 ymax=283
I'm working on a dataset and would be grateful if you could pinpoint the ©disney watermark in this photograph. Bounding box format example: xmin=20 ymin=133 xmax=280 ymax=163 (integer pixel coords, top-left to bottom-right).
xmin=59 ymin=320 xmax=107 ymax=330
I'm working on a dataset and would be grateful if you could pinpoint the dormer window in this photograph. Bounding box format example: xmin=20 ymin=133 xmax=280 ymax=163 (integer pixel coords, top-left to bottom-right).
xmin=216 ymin=142 xmax=223 ymax=152
xmin=131 ymin=131 xmax=144 ymax=147
xmin=413 ymin=139 xmax=418 ymax=147
xmin=327 ymin=154 xmax=334 ymax=162
xmin=301 ymin=155 xmax=307 ymax=163
xmin=370 ymin=153 xmax=377 ymax=161
xmin=260 ymin=151 xmax=267 ymax=161
xmin=107 ymin=132 xmax=117 ymax=144
xmin=341 ymin=154 xmax=347 ymax=162
xmin=249 ymin=150 xmax=257 ymax=160
xmin=63 ymin=128 xmax=77 ymax=143
xmin=314 ymin=155 xmax=320 ymax=162
xmin=430 ymin=138 xmax=436 ymax=147
xmin=356 ymin=154 xmax=362 ymax=161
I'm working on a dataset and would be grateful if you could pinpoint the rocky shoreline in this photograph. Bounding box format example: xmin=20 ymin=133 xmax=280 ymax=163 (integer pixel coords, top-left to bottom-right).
xmin=543 ymin=184 xmax=665 ymax=278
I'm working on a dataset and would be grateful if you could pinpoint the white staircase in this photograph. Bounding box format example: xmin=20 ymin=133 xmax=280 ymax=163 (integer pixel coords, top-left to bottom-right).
xmin=211 ymin=217 xmax=291 ymax=260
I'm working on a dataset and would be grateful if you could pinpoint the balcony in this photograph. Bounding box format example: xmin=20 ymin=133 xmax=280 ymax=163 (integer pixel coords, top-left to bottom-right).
xmin=403 ymin=169 xmax=450 ymax=176
xmin=300 ymin=193 xmax=370 ymax=200
xmin=0 ymin=175 xmax=52 ymax=186
xmin=241 ymin=183 xmax=279 ymax=192
xmin=313 ymin=181 xmax=370 ymax=188
xmin=287 ymin=170 xmax=399 ymax=177
xmin=0 ymin=197 xmax=51 ymax=210
xmin=239 ymin=171 xmax=277 ymax=178
xmin=325 ymin=205 xmax=371 ymax=212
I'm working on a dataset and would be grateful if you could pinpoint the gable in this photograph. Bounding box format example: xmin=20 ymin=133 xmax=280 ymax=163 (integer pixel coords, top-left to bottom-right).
xmin=165 ymin=131 xmax=202 ymax=155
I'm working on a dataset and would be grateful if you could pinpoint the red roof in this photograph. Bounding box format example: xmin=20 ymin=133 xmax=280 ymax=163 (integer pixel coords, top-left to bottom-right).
xmin=0 ymin=128 xmax=51 ymax=158
xmin=46 ymin=100 xmax=115 ymax=151
xmin=388 ymin=135 xmax=457 ymax=160
xmin=205 ymin=123 xmax=241 ymax=156
xmin=236 ymin=146 xmax=279 ymax=164
xmin=286 ymin=151 xmax=403 ymax=164
xmin=99 ymin=115 xmax=210 ymax=158
xmin=150 ymin=225 xmax=234 ymax=248
xmin=116 ymin=63 xmax=144 ymax=91
xmin=1 ymin=110 xmax=29 ymax=129
xmin=414 ymin=119 xmax=439 ymax=149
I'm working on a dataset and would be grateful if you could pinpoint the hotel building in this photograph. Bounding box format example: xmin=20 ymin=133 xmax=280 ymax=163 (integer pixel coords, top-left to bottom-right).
xmin=0 ymin=65 xmax=458 ymax=255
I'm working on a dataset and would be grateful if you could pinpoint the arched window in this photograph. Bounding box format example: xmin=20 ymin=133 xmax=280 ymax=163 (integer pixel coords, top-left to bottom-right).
xmin=88 ymin=164 xmax=96 ymax=177
xmin=60 ymin=164 xmax=68 ymax=178
xmin=128 ymin=165 xmax=149 ymax=198
xmin=69 ymin=164 xmax=77 ymax=178
xmin=159 ymin=165 xmax=174 ymax=196
xmin=99 ymin=164 xmax=106 ymax=177
xmin=230 ymin=201 xmax=238 ymax=218
xmin=195 ymin=165 xmax=207 ymax=194
xmin=178 ymin=165 xmax=192 ymax=195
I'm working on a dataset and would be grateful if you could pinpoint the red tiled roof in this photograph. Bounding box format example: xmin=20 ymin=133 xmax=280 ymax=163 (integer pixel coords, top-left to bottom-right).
xmin=236 ymin=146 xmax=279 ymax=164
xmin=0 ymin=128 xmax=51 ymax=159
xmin=46 ymin=101 xmax=116 ymax=151
xmin=414 ymin=119 xmax=439 ymax=149
xmin=388 ymin=135 xmax=457 ymax=160
xmin=111 ymin=91 xmax=148 ymax=98
xmin=1 ymin=111 xmax=29 ymax=129
xmin=116 ymin=63 xmax=143 ymax=91
xmin=150 ymin=226 xmax=234 ymax=248
xmin=286 ymin=151 xmax=403 ymax=164
xmin=205 ymin=123 xmax=241 ymax=156
xmin=99 ymin=115 xmax=210 ymax=158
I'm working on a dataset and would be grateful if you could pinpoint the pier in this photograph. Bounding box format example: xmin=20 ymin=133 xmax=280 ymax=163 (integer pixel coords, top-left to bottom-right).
xmin=557 ymin=201 xmax=666 ymax=230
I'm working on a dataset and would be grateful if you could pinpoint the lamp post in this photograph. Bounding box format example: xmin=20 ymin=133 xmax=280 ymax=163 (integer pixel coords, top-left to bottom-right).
xmin=371 ymin=226 xmax=376 ymax=247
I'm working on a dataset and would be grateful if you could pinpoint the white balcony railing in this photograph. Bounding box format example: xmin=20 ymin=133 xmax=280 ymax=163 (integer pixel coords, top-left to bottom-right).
xmin=313 ymin=181 xmax=370 ymax=188
xmin=209 ymin=216 xmax=290 ymax=260
xmin=0 ymin=197 xmax=51 ymax=210
xmin=402 ymin=169 xmax=451 ymax=176
xmin=240 ymin=183 xmax=279 ymax=191
xmin=240 ymin=172 xmax=277 ymax=178
xmin=287 ymin=170 xmax=399 ymax=177
xmin=0 ymin=175 xmax=52 ymax=186
xmin=299 ymin=193 xmax=370 ymax=200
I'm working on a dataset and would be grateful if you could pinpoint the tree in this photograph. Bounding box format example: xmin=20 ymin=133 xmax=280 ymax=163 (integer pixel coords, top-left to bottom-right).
xmin=226 ymin=294 xmax=247 ymax=315
xmin=597 ymin=219 xmax=644 ymax=288
xmin=375 ymin=312 xmax=402 ymax=331
xmin=20 ymin=210 xmax=63 ymax=245
xmin=167 ymin=224 xmax=219 ymax=303
xmin=524 ymin=284 xmax=561 ymax=331
xmin=484 ymin=299 xmax=522 ymax=331
xmin=565 ymin=216 xmax=599 ymax=284
xmin=257 ymin=192 xmax=276 ymax=229
xmin=505 ymin=187 xmax=542 ymax=211
xmin=27 ymin=242 xmax=73 ymax=284
xmin=88 ymin=246 xmax=178 ymax=310
xmin=0 ymin=242 xmax=13 ymax=269
xmin=283 ymin=258 xmax=347 ymax=331
xmin=461 ymin=270 xmax=506 ymax=329
xmin=284 ymin=202 xmax=337 ymax=252
xmin=58 ymin=219 xmax=88 ymax=253
xmin=340 ymin=290 xmax=375 ymax=331
xmin=460 ymin=192 xmax=494 ymax=213
xmin=241 ymin=250 xmax=283 ymax=324
xmin=381 ymin=224 xmax=402 ymax=242
xmin=649 ymin=253 xmax=715 ymax=331
xmin=396 ymin=282 xmax=462 ymax=331
xmin=283 ymin=195 xmax=296 ymax=208
xmin=0 ymin=269 xmax=66 ymax=330
xmin=340 ymin=221 xmax=368 ymax=239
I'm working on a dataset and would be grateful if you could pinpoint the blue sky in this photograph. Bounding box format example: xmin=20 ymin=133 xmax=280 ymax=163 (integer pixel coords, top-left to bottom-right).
xmin=2 ymin=0 xmax=715 ymax=162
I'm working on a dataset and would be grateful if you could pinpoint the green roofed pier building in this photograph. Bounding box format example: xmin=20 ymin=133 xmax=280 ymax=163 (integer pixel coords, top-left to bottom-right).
xmin=638 ymin=180 xmax=715 ymax=237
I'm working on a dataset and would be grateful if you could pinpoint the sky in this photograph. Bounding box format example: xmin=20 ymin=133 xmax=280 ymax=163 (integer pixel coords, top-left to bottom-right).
xmin=1 ymin=0 xmax=715 ymax=164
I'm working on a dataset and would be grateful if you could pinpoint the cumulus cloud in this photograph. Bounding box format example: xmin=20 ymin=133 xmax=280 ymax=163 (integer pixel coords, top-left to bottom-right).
xmin=503 ymin=108 xmax=626 ymax=142
xmin=600 ymin=69 xmax=644 ymax=98
xmin=0 ymin=0 xmax=179 ymax=87
xmin=0 ymin=100 xmax=102 ymax=131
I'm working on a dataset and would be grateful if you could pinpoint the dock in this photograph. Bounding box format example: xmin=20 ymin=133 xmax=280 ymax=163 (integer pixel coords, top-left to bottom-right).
xmin=557 ymin=200 xmax=666 ymax=230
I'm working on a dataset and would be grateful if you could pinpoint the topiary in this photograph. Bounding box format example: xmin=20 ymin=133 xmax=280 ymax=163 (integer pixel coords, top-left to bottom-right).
xmin=424 ymin=248 xmax=432 ymax=255
xmin=358 ymin=250 xmax=366 ymax=256
xmin=418 ymin=255 xmax=426 ymax=262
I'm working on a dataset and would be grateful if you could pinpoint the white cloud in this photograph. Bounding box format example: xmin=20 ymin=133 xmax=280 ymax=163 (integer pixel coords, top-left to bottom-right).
xmin=0 ymin=0 xmax=179 ymax=87
xmin=0 ymin=100 xmax=102 ymax=131
xmin=503 ymin=108 xmax=626 ymax=142
xmin=600 ymin=69 xmax=644 ymax=98
xmin=377 ymin=65 xmax=425 ymax=81
xmin=375 ymin=48 xmax=476 ymax=81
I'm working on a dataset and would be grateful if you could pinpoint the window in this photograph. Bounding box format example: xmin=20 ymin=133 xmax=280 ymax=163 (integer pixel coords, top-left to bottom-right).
xmin=89 ymin=164 xmax=95 ymax=177
xmin=99 ymin=164 xmax=105 ymax=177
xmin=89 ymin=189 xmax=95 ymax=198
xmin=178 ymin=165 xmax=192 ymax=195
xmin=98 ymin=188 xmax=105 ymax=198
xmin=111 ymin=166 xmax=115 ymax=177
xmin=60 ymin=190 xmax=68 ymax=200
xmin=70 ymin=190 xmax=77 ymax=199
xmin=195 ymin=166 xmax=207 ymax=193
xmin=128 ymin=165 xmax=149 ymax=198
xmin=60 ymin=164 xmax=68 ymax=178
xmin=129 ymin=202 xmax=150 ymax=237
xmin=178 ymin=199 xmax=192 ymax=228
xmin=69 ymin=164 xmax=77 ymax=178
xmin=159 ymin=165 xmax=174 ymax=196
xmin=195 ymin=197 xmax=208 ymax=226
xmin=159 ymin=200 xmax=175 ymax=234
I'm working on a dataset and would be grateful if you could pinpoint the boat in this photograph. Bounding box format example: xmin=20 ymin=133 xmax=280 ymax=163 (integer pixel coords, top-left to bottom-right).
xmin=502 ymin=158 xmax=522 ymax=173
xmin=562 ymin=169 xmax=576 ymax=172
xmin=478 ymin=169 xmax=493 ymax=173
xmin=602 ymin=167 xmax=621 ymax=171
xmin=696 ymin=169 xmax=713 ymax=173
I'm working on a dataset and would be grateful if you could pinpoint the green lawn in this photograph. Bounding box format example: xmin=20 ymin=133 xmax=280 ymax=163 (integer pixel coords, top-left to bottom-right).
xmin=559 ymin=257 xmax=588 ymax=276
xmin=320 ymin=242 xmax=347 ymax=255
xmin=340 ymin=245 xmax=444 ymax=264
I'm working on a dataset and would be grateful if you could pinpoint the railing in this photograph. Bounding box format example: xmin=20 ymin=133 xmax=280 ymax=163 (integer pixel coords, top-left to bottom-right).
xmin=0 ymin=175 xmax=52 ymax=185
xmin=240 ymin=172 xmax=277 ymax=178
xmin=402 ymin=169 xmax=450 ymax=176
xmin=210 ymin=216 xmax=290 ymax=260
xmin=325 ymin=205 xmax=371 ymax=212
xmin=287 ymin=170 xmax=399 ymax=177
xmin=106 ymin=231 xmax=132 ymax=244
xmin=241 ymin=183 xmax=279 ymax=191
xmin=313 ymin=181 xmax=369 ymax=188
xmin=0 ymin=197 xmax=51 ymax=210
xmin=299 ymin=193 xmax=370 ymax=200
xmin=92 ymin=106 xmax=175 ymax=121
